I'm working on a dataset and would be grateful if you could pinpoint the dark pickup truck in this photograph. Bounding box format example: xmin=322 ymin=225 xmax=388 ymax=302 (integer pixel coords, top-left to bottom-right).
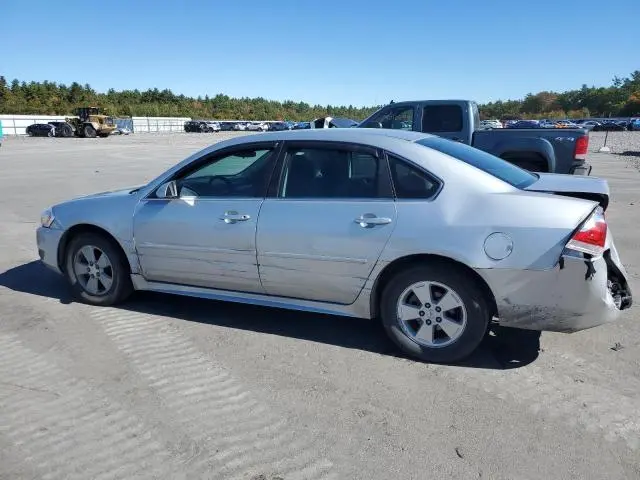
xmin=358 ymin=100 xmax=592 ymax=175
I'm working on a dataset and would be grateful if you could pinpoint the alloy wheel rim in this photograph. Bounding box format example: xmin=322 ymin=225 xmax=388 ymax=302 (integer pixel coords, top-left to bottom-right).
xmin=73 ymin=245 xmax=114 ymax=295
xmin=396 ymin=281 xmax=467 ymax=348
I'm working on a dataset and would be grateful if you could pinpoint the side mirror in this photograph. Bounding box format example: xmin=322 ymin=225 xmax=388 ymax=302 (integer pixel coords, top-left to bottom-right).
xmin=156 ymin=180 xmax=178 ymax=199
xmin=361 ymin=121 xmax=383 ymax=129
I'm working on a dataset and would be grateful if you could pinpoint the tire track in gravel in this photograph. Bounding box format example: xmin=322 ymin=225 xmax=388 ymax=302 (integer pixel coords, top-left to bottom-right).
xmin=0 ymin=333 xmax=178 ymax=480
xmin=92 ymin=307 xmax=338 ymax=480
xmin=433 ymin=352 xmax=640 ymax=450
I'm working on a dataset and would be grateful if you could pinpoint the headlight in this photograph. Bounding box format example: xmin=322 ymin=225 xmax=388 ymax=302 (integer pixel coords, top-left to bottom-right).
xmin=40 ymin=209 xmax=55 ymax=228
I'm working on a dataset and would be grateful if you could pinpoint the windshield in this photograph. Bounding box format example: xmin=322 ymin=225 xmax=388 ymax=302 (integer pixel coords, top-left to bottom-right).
xmin=416 ymin=137 xmax=538 ymax=188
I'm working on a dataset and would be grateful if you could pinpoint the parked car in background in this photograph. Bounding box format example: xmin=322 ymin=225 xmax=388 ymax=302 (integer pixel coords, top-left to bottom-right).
xmin=631 ymin=118 xmax=640 ymax=131
xmin=555 ymin=120 xmax=580 ymax=129
xmin=539 ymin=120 xmax=557 ymax=129
xmin=36 ymin=128 xmax=632 ymax=363
xmin=269 ymin=121 xmax=290 ymax=131
xmin=479 ymin=119 xmax=503 ymax=129
xmin=26 ymin=123 xmax=56 ymax=137
xmin=206 ymin=121 xmax=221 ymax=132
xmin=246 ymin=122 xmax=269 ymax=132
xmin=233 ymin=122 xmax=248 ymax=131
xmin=311 ymin=117 xmax=359 ymax=128
xmin=577 ymin=120 xmax=600 ymax=131
xmin=293 ymin=122 xmax=311 ymax=130
xmin=184 ymin=120 xmax=205 ymax=133
xmin=593 ymin=121 xmax=626 ymax=132
xmin=112 ymin=126 xmax=132 ymax=135
xmin=184 ymin=120 xmax=220 ymax=133
xmin=219 ymin=122 xmax=235 ymax=131
xmin=358 ymin=100 xmax=591 ymax=174
xmin=508 ymin=120 xmax=540 ymax=129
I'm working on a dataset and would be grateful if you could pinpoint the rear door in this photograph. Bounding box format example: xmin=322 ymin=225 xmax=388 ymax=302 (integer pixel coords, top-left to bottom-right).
xmin=256 ymin=141 xmax=397 ymax=304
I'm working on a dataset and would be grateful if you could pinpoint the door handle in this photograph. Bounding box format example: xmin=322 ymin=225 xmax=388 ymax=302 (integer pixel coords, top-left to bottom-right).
xmin=221 ymin=211 xmax=251 ymax=223
xmin=354 ymin=214 xmax=392 ymax=228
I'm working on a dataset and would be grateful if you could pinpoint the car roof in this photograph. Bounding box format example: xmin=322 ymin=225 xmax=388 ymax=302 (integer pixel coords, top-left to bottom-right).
xmin=219 ymin=127 xmax=435 ymax=147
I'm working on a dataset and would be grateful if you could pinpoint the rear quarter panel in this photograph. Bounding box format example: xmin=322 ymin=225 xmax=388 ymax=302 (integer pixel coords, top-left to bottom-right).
xmin=366 ymin=150 xmax=599 ymax=273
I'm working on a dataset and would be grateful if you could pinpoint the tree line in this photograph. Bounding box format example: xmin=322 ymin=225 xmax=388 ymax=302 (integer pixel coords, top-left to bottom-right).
xmin=0 ymin=71 xmax=638 ymax=121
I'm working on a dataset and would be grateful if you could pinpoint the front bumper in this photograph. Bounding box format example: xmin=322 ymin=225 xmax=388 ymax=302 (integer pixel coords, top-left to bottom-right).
xmin=36 ymin=226 xmax=64 ymax=274
xmin=480 ymin=243 xmax=632 ymax=333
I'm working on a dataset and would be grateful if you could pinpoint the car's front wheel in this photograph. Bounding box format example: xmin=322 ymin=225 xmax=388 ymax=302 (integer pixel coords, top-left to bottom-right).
xmin=380 ymin=263 xmax=491 ymax=363
xmin=65 ymin=233 xmax=133 ymax=306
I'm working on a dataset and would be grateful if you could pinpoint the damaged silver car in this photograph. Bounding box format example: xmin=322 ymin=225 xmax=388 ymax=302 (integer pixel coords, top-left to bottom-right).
xmin=36 ymin=128 xmax=632 ymax=362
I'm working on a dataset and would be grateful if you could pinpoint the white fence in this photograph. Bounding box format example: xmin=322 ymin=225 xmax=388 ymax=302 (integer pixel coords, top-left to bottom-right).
xmin=132 ymin=116 xmax=192 ymax=133
xmin=0 ymin=115 xmax=293 ymax=135
xmin=0 ymin=114 xmax=68 ymax=136
xmin=0 ymin=114 xmax=193 ymax=135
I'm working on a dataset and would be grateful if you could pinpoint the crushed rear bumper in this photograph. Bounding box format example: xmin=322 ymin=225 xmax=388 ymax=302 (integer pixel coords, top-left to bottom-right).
xmin=479 ymin=240 xmax=632 ymax=332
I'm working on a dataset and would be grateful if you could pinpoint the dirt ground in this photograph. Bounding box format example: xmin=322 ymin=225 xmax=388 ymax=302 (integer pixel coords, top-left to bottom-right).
xmin=0 ymin=132 xmax=639 ymax=480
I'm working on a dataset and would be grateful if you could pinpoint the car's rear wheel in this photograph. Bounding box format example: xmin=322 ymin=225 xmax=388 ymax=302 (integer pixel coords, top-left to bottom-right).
xmin=65 ymin=233 xmax=133 ymax=306
xmin=380 ymin=264 xmax=490 ymax=363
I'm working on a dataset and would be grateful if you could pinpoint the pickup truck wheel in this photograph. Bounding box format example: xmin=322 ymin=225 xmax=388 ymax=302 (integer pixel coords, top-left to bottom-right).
xmin=380 ymin=264 xmax=490 ymax=363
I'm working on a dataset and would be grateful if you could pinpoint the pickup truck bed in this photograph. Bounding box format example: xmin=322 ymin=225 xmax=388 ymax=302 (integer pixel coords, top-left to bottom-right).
xmin=472 ymin=128 xmax=591 ymax=175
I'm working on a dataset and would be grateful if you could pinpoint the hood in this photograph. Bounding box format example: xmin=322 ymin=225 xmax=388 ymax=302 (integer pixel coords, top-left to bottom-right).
xmin=524 ymin=173 xmax=609 ymax=210
xmin=74 ymin=186 xmax=142 ymax=201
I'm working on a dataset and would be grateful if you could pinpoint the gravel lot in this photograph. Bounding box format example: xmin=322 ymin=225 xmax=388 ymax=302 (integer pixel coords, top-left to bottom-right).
xmin=588 ymin=131 xmax=640 ymax=156
xmin=1 ymin=132 xmax=639 ymax=479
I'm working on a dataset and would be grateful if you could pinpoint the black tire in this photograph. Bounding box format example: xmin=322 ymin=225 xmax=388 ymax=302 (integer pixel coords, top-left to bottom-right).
xmin=84 ymin=125 xmax=97 ymax=138
xmin=60 ymin=124 xmax=73 ymax=137
xmin=380 ymin=263 xmax=490 ymax=363
xmin=64 ymin=233 xmax=133 ymax=306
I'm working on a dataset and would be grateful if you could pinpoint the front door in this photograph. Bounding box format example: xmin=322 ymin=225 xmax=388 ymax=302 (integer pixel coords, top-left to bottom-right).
xmin=133 ymin=144 xmax=279 ymax=293
xmin=257 ymin=142 xmax=397 ymax=304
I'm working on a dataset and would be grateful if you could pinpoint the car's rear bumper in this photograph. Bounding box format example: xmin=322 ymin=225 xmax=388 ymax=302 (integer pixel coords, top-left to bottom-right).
xmin=36 ymin=226 xmax=64 ymax=274
xmin=479 ymin=241 xmax=632 ymax=332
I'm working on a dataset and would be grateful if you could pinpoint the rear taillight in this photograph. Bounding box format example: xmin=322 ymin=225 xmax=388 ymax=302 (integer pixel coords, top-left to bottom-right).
xmin=565 ymin=207 xmax=607 ymax=256
xmin=574 ymin=135 xmax=589 ymax=160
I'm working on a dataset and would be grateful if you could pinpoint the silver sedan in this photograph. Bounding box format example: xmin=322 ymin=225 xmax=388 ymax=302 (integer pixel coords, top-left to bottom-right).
xmin=36 ymin=128 xmax=633 ymax=362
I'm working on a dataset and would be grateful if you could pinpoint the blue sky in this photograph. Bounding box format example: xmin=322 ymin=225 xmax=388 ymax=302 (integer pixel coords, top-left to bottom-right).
xmin=2 ymin=0 xmax=638 ymax=107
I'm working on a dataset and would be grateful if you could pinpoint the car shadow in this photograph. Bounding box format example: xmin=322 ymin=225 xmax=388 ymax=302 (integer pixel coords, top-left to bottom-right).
xmin=0 ymin=261 xmax=541 ymax=370
xmin=619 ymin=151 xmax=640 ymax=157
